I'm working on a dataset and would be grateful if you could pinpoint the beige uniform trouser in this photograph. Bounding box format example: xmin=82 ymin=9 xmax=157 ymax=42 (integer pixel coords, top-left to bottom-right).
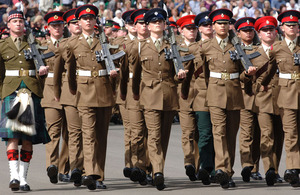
xmin=281 ymin=108 xmax=300 ymax=170
xmin=63 ymin=105 xmax=83 ymax=171
xmin=143 ymin=109 xmax=176 ymax=174
xmin=209 ymin=107 xmax=240 ymax=177
xmin=77 ymin=106 xmax=112 ymax=180
xmin=239 ymin=109 xmax=261 ymax=171
xmin=257 ymin=112 xmax=283 ymax=174
xmin=119 ymin=104 xmax=132 ymax=168
xmin=45 ymin=108 xmax=67 ymax=170
xmin=178 ymin=110 xmax=198 ymax=166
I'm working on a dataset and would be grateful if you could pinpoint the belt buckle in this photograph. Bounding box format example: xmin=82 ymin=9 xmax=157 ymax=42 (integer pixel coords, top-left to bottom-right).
xmin=20 ymin=70 xmax=28 ymax=76
xmin=92 ymin=70 xmax=98 ymax=77
xmin=291 ymin=73 xmax=300 ymax=80
xmin=221 ymin=73 xmax=230 ymax=80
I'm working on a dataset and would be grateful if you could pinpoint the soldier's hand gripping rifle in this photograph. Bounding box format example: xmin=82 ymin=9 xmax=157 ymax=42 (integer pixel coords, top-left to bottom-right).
xmin=95 ymin=18 xmax=125 ymax=75
xmin=161 ymin=3 xmax=194 ymax=75
xmin=228 ymin=29 xmax=261 ymax=72
xmin=23 ymin=23 xmax=54 ymax=72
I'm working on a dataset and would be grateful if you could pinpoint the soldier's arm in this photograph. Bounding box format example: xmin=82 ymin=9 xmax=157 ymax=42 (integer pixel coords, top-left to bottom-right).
xmin=260 ymin=50 xmax=278 ymax=86
xmin=65 ymin=42 xmax=77 ymax=94
xmin=180 ymin=43 xmax=200 ymax=99
xmin=0 ymin=47 xmax=4 ymax=99
xmin=132 ymin=44 xmax=142 ymax=100
xmin=53 ymin=43 xmax=66 ymax=101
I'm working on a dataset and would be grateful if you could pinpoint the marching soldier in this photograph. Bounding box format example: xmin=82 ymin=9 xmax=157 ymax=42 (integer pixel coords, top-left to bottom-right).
xmin=193 ymin=11 xmax=215 ymax=184
xmin=253 ymin=16 xmax=284 ymax=186
xmin=120 ymin=8 xmax=151 ymax=184
xmin=114 ymin=10 xmax=136 ymax=180
xmin=234 ymin=17 xmax=262 ymax=182
xmin=42 ymin=11 xmax=70 ymax=184
xmin=66 ymin=4 xmax=121 ymax=190
xmin=200 ymin=8 xmax=256 ymax=188
xmin=53 ymin=8 xmax=84 ymax=187
xmin=0 ymin=10 xmax=50 ymax=191
xmin=267 ymin=10 xmax=300 ymax=187
xmin=131 ymin=8 xmax=189 ymax=190
xmin=175 ymin=14 xmax=199 ymax=182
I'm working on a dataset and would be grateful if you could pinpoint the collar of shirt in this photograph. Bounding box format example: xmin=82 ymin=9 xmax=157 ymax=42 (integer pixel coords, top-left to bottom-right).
xmin=50 ymin=36 xmax=63 ymax=45
xmin=184 ymin=40 xmax=191 ymax=46
xmin=82 ymin=32 xmax=95 ymax=40
xmin=128 ymin=33 xmax=136 ymax=40
xmin=11 ymin=35 xmax=24 ymax=42
xmin=216 ymin=36 xmax=228 ymax=45
xmin=285 ymin=37 xmax=297 ymax=46
xmin=151 ymin=36 xmax=163 ymax=44
xmin=262 ymin=43 xmax=271 ymax=53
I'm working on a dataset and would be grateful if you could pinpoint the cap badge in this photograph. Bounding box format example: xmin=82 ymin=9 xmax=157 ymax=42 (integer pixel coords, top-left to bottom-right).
xmin=143 ymin=13 xmax=146 ymax=16
xmin=205 ymin=16 xmax=208 ymax=20
xmin=266 ymin=20 xmax=269 ymax=24
xmin=86 ymin=8 xmax=91 ymax=13
xmin=154 ymin=12 xmax=158 ymax=16
xmin=54 ymin=15 xmax=58 ymax=20
xmin=290 ymin=15 xmax=293 ymax=19
xmin=191 ymin=19 xmax=194 ymax=23
xmin=247 ymin=20 xmax=249 ymax=24
xmin=221 ymin=13 xmax=224 ymax=18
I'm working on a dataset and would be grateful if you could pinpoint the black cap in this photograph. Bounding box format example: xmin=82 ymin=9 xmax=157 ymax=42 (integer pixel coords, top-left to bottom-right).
xmin=63 ymin=8 xmax=78 ymax=23
xmin=195 ymin=11 xmax=212 ymax=26
xmin=44 ymin=11 xmax=64 ymax=25
xmin=209 ymin=8 xmax=233 ymax=23
xmin=122 ymin=10 xmax=135 ymax=24
xmin=144 ymin=8 xmax=167 ymax=24
xmin=130 ymin=9 xmax=149 ymax=24
xmin=234 ymin=17 xmax=255 ymax=31
xmin=278 ymin=10 xmax=300 ymax=25
xmin=104 ymin=20 xmax=114 ymax=27
xmin=75 ymin=4 xmax=98 ymax=19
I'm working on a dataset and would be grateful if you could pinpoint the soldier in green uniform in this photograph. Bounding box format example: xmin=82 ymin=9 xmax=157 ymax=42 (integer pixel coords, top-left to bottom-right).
xmin=0 ymin=10 xmax=50 ymax=191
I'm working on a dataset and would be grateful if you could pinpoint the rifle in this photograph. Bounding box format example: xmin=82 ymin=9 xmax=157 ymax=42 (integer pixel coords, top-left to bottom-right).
xmin=161 ymin=3 xmax=195 ymax=75
xmin=23 ymin=23 xmax=55 ymax=72
xmin=228 ymin=29 xmax=261 ymax=72
xmin=95 ymin=19 xmax=125 ymax=74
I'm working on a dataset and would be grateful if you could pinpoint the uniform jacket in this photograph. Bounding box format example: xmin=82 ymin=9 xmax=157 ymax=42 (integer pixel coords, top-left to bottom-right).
xmin=0 ymin=36 xmax=43 ymax=98
xmin=41 ymin=38 xmax=62 ymax=109
xmin=269 ymin=40 xmax=300 ymax=110
xmin=53 ymin=38 xmax=77 ymax=107
xmin=177 ymin=40 xmax=197 ymax=112
xmin=202 ymin=37 xmax=246 ymax=110
xmin=132 ymin=37 xmax=191 ymax=111
xmin=66 ymin=34 xmax=116 ymax=107
xmin=251 ymin=45 xmax=280 ymax=114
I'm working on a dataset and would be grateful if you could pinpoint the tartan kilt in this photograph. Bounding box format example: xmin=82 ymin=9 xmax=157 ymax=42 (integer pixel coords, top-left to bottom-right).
xmin=0 ymin=82 xmax=51 ymax=145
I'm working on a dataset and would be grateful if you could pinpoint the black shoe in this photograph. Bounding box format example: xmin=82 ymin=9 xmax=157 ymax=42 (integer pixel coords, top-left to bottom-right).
xmin=20 ymin=184 xmax=31 ymax=191
xmin=47 ymin=165 xmax=58 ymax=184
xmin=251 ymin=172 xmax=263 ymax=180
xmin=146 ymin=174 xmax=154 ymax=185
xmin=197 ymin=168 xmax=210 ymax=185
xmin=185 ymin=165 xmax=197 ymax=181
xmin=70 ymin=168 xmax=82 ymax=186
xmin=265 ymin=169 xmax=276 ymax=186
xmin=130 ymin=167 xmax=141 ymax=182
xmin=154 ymin=173 xmax=165 ymax=191
xmin=275 ymin=174 xmax=283 ymax=183
xmin=123 ymin=167 xmax=132 ymax=178
xmin=9 ymin=179 xmax=20 ymax=191
xmin=229 ymin=178 xmax=236 ymax=188
xmin=210 ymin=175 xmax=216 ymax=183
xmin=138 ymin=169 xmax=147 ymax=186
xmin=82 ymin=176 xmax=96 ymax=190
xmin=241 ymin=166 xmax=252 ymax=182
xmin=96 ymin=181 xmax=107 ymax=189
xmin=59 ymin=173 xmax=70 ymax=182
xmin=215 ymin=169 xmax=229 ymax=189
xmin=284 ymin=169 xmax=299 ymax=185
